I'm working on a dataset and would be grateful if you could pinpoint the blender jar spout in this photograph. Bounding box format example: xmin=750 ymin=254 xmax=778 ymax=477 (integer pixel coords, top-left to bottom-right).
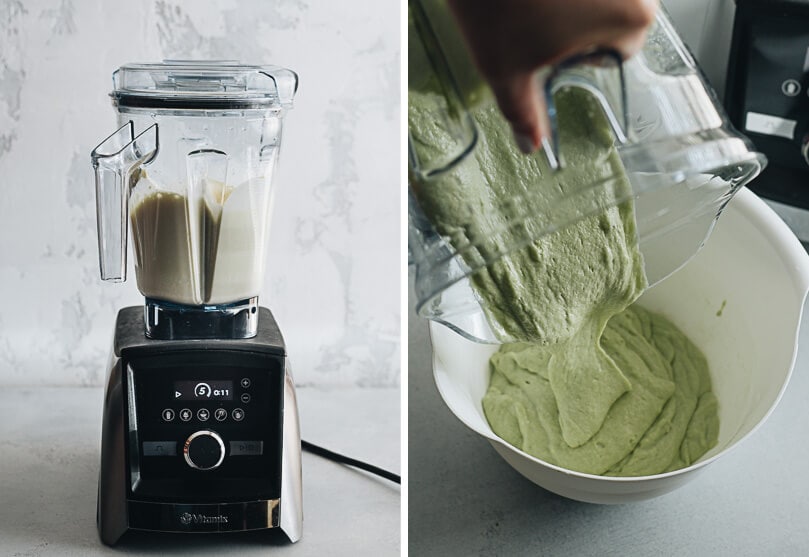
xmin=91 ymin=122 xmax=159 ymax=282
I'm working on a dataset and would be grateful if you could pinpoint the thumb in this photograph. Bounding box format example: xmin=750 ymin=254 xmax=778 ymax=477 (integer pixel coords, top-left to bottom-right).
xmin=489 ymin=72 xmax=549 ymax=154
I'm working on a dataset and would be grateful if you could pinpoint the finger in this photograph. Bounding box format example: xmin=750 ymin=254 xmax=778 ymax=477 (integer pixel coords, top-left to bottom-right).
xmin=586 ymin=0 xmax=658 ymax=59
xmin=611 ymin=28 xmax=650 ymax=60
xmin=489 ymin=72 xmax=548 ymax=154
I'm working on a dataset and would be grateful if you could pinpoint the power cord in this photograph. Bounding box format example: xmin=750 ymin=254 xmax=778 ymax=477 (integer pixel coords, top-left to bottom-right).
xmin=301 ymin=439 xmax=401 ymax=484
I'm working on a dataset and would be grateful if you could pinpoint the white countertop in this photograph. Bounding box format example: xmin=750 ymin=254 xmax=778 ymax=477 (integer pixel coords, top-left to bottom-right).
xmin=409 ymin=284 xmax=809 ymax=556
xmin=0 ymin=386 xmax=400 ymax=556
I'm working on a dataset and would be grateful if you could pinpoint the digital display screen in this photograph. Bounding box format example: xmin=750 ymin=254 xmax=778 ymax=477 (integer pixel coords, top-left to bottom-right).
xmin=173 ymin=380 xmax=234 ymax=401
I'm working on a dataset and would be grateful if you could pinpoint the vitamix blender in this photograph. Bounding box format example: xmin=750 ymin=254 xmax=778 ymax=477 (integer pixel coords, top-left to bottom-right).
xmin=91 ymin=61 xmax=301 ymax=545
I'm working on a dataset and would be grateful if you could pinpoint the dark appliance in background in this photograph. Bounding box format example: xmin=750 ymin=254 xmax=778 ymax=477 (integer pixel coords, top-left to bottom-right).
xmin=726 ymin=0 xmax=809 ymax=210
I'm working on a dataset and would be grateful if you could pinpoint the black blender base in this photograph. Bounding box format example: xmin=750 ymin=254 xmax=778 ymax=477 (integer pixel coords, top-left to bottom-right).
xmin=97 ymin=306 xmax=302 ymax=545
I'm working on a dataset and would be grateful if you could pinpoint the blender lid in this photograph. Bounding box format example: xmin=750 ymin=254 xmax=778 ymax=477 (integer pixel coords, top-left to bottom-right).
xmin=111 ymin=60 xmax=298 ymax=110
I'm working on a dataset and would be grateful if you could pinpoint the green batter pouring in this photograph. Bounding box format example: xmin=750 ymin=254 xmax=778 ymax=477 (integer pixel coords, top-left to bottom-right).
xmin=409 ymin=2 xmax=719 ymax=476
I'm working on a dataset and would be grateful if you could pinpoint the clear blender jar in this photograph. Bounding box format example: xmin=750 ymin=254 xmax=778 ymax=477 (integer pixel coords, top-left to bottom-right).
xmin=408 ymin=2 xmax=767 ymax=344
xmin=91 ymin=61 xmax=297 ymax=339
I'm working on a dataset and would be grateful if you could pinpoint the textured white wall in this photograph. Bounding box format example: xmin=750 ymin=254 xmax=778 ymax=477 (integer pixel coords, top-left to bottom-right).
xmin=0 ymin=0 xmax=401 ymax=387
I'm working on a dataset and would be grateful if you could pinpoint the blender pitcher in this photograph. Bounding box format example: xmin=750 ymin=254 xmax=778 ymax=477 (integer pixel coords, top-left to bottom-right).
xmin=408 ymin=2 xmax=767 ymax=344
xmin=91 ymin=61 xmax=297 ymax=339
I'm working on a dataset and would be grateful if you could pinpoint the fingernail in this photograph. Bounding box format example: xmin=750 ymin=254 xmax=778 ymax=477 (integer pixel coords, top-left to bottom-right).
xmin=513 ymin=130 xmax=535 ymax=154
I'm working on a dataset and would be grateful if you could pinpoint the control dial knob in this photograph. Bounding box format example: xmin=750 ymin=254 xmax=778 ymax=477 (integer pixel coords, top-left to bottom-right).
xmin=183 ymin=430 xmax=225 ymax=471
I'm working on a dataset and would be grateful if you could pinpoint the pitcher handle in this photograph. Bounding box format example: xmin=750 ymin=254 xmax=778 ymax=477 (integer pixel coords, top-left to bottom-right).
xmin=542 ymin=49 xmax=629 ymax=170
xmin=91 ymin=122 xmax=159 ymax=282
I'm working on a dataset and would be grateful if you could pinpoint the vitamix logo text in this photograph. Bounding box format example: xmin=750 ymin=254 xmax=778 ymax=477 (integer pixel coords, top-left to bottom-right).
xmin=179 ymin=512 xmax=229 ymax=526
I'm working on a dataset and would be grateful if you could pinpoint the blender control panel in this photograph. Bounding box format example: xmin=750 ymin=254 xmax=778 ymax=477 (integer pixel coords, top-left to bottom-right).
xmin=124 ymin=351 xmax=284 ymax=503
xmin=727 ymin=1 xmax=809 ymax=209
xmin=737 ymin=9 xmax=809 ymax=170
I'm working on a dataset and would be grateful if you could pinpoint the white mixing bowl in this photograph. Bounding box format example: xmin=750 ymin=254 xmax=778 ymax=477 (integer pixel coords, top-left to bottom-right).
xmin=430 ymin=187 xmax=809 ymax=503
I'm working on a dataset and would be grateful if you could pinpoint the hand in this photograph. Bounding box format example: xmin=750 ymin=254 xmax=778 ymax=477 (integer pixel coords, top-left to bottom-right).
xmin=447 ymin=0 xmax=658 ymax=153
